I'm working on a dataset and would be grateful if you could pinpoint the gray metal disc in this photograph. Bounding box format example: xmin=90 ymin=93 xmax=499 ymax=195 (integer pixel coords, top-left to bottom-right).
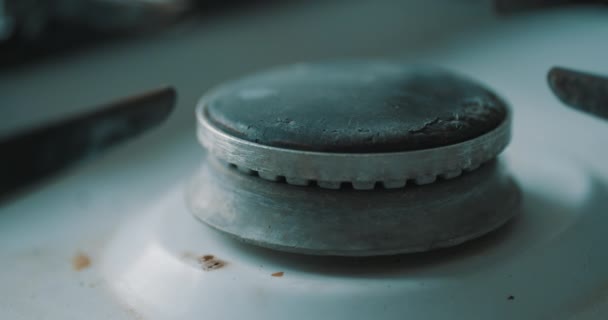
xmin=196 ymin=61 xmax=511 ymax=189
xmin=186 ymin=156 xmax=521 ymax=256
xmin=201 ymin=61 xmax=507 ymax=153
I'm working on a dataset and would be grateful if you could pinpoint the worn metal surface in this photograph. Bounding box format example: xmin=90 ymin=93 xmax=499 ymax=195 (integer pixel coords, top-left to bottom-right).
xmin=198 ymin=109 xmax=510 ymax=189
xmin=197 ymin=62 xmax=511 ymax=189
xmin=202 ymin=62 xmax=508 ymax=153
xmin=0 ymin=86 xmax=176 ymax=199
xmin=187 ymin=156 xmax=521 ymax=256
xmin=548 ymin=66 xmax=608 ymax=121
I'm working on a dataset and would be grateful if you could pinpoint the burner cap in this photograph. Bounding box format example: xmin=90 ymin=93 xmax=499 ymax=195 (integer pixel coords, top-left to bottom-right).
xmin=196 ymin=61 xmax=511 ymax=189
xmin=203 ymin=61 xmax=507 ymax=153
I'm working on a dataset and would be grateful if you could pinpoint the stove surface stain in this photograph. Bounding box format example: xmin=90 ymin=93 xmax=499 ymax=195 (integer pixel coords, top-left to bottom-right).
xmin=197 ymin=254 xmax=227 ymax=271
xmin=182 ymin=252 xmax=227 ymax=271
xmin=72 ymin=252 xmax=91 ymax=271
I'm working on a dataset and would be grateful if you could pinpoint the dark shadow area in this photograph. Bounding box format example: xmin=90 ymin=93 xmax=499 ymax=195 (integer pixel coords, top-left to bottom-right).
xmin=0 ymin=1 xmax=284 ymax=70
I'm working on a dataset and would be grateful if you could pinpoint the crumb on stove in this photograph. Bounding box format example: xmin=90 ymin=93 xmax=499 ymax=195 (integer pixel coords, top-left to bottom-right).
xmin=507 ymin=295 xmax=515 ymax=300
xmin=73 ymin=252 xmax=91 ymax=271
xmin=197 ymin=255 xmax=226 ymax=271
xmin=271 ymin=272 xmax=284 ymax=277
xmin=182 ymin=252 xmax=227 ymax=271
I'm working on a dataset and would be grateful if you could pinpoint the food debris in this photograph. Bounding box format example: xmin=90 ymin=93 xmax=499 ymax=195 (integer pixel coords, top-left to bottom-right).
xmin=507 ymin=295 xmax=515 ymax=301
xmin=72 ymin=252 xmax=91 ymax=271
xmin=197 ymin=254 xmax=226 ymax=271
xmin=181 ymin=252 xmax=227 ymax=271
xmin=271 ymin=272 xmax=284 ymax=277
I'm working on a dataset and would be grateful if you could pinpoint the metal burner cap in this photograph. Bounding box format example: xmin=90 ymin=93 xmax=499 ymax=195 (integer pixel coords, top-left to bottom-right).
xmin=203 ymin=61 xmax=507 ymax=153
xmin=196 ymin=61 xmax=511 ymax=189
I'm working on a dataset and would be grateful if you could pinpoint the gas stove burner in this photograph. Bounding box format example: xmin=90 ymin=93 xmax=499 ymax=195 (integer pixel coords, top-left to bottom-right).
xmin=189 ymin=61 xmax=519 ymax=256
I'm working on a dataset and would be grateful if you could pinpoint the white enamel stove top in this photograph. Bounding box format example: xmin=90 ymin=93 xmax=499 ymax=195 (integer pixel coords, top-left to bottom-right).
xmin=1 ymin=6 xmax=608 ymax=320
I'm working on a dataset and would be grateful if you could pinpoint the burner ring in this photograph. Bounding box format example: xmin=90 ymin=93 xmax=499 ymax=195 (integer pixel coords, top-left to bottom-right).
xmin=190 ymin=61 xmax=519 ymax=255
xmin=197 ymin=106 xmax=511 ymax=189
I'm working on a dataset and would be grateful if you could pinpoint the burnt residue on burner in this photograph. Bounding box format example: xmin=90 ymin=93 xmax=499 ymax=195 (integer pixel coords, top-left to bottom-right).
xmin=203 ymin=61 xmax=508 ymax=153
xmin=72 ymin=252 xmax=91 ymax=271
xmin=182 ymin=252 xmax=227 ymax=271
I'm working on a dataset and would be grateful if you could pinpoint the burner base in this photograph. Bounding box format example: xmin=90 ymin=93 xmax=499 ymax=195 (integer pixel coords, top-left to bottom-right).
xmin=186 ymin=156 xmax=521 ymax=256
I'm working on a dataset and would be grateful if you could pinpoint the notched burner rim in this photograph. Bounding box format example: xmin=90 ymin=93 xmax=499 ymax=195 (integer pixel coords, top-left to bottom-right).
xmin=196 ymin=102 xmax=512 ymax=190
xmin=223 ymin=160 xmax=482 ymax=190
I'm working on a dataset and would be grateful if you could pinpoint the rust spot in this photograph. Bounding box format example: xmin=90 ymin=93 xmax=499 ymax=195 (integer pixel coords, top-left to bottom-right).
xmin=73 ymin=252 xmax=91 ymax=271
xmin=271 ymin=272 xmax=284 ymax=277
xmin=507 ymin=295 xmax=515 ymax=301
